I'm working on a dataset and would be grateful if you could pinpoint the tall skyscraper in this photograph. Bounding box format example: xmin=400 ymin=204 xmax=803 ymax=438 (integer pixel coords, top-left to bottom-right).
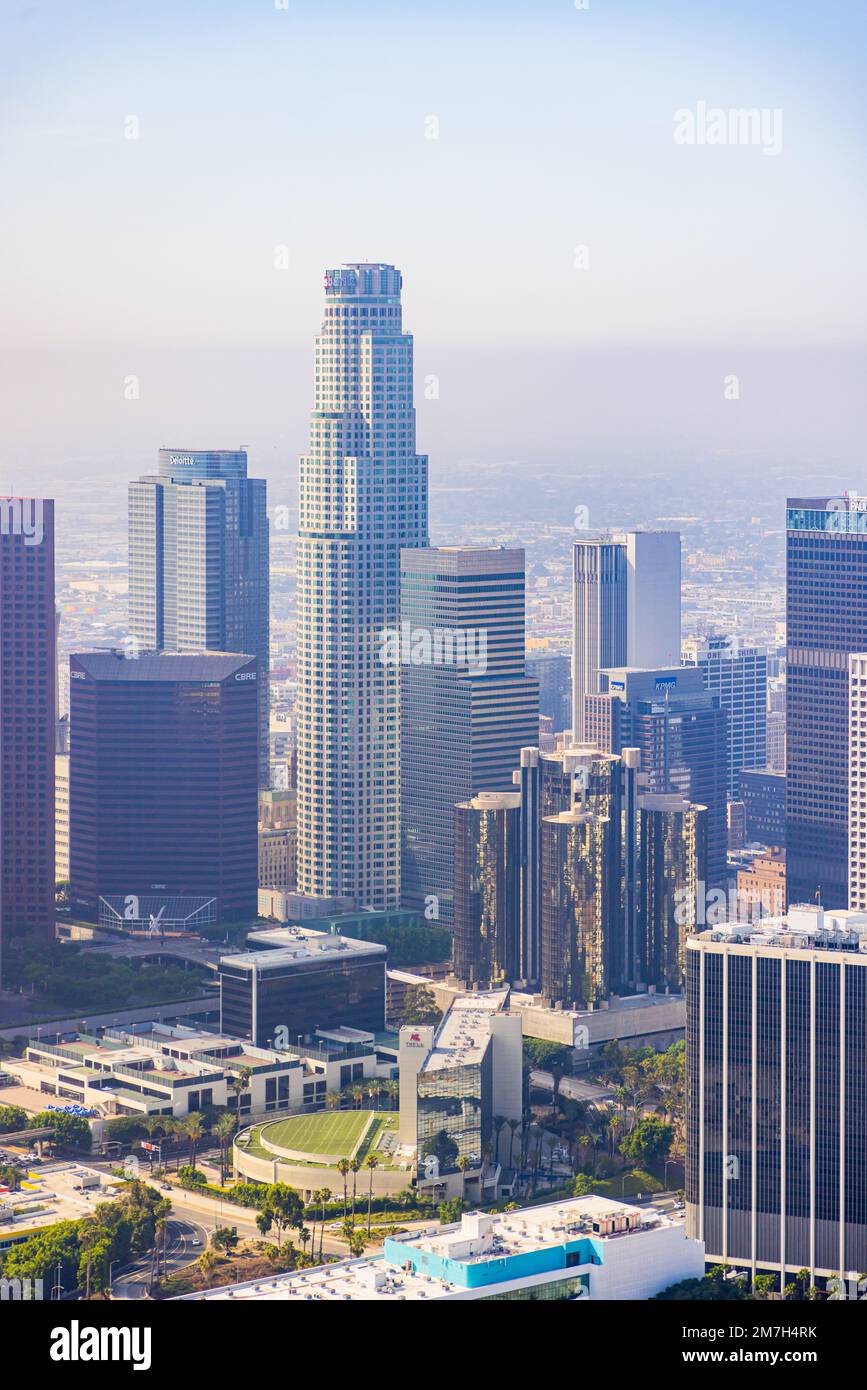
xmin=400 ymin=546 xmax=538 ymax=927
xmin=615 ymin=529 xmax=681 ymax=670
xmin=571 ymin=530 xmax=681 ymax=739
xmin=686 ymin=907 xmax=867 ymax=1285
xmin=571 ymin=540 xmax=626 ymax=741
xmin=594 ymin=665 xmax=728 ymax=888
xmin=786 ymin=495 xmax=867 ymax=909
xmin=296 ymin=264 xmax=428 ymax=909
xmin=517 ymin=745 xmax=637 ymax=989
xmin=0 ymin=498 xmax=55 ymax=983
xmin=128 ymin=448 xmax=270 ymax=786
xmin=453 ymin=791 xmax=522 ymax=988
xmin=682 ymin=634 xmax=768 ymax=798
xmin=69 ymin=651 xmax=258 ymax=926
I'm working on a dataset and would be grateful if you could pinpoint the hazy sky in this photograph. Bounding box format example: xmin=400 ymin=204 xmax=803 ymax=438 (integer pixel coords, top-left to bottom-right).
xmin=2 ymin=0 xmax=865 ymax=489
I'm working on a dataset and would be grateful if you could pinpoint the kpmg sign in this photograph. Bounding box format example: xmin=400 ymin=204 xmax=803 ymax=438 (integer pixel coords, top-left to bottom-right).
xmin=655 ymin=676 xmax=677 ymax=691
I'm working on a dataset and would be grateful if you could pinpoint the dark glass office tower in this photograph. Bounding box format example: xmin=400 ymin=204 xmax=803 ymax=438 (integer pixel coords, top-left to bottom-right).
xmin=526 ymin=653 xmax=571 ymax=734
xmin=740 ymin=768 xmax=786 ymax=848
xmin=128 ymin=449 xmax=270 ymax=786
xmin=0 ymin=498 xmax=55 ymax=982
xmin=635 ymin=791 xmax=706 ymax=990
xmin=686 ymin=907 xmax=867 ymax=1286
xmin=598 ymin=666 xmax=728 ymax=889
xmin=453 ymin=792 xmax=521 ymax=987
xmin=219 ymin=932 xmax=387 ymax=1046
xmin=69 ymin=651 xmax=258 ymax=925
xmin=786 ymin=495 xmax=867 ymax=908
xmin=540 ymin=807 xmax=614 ymax=1007
xmin=518 ymin=745 xmax=641 ymax=991
xmin=400 ymin=547 xmax=538 ymax=928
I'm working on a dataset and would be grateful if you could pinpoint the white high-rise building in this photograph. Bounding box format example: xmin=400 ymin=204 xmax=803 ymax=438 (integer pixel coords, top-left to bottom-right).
xmin=296 ymin=264 xmax=428 ymax=908
xmin=571 ymin=540 xmax=627 ymax=741
xmin=571 ymin=530 xmax=680 ymax=740
xmin=614 ymin=529 xmax=681 ymax=670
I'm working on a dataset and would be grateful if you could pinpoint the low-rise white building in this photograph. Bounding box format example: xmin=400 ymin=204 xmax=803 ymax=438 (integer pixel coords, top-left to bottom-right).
xmin=5 ymin=1020 xmax=388 ymax=1124
xmin=174 ymin=1196 xmax=704 ymax=1302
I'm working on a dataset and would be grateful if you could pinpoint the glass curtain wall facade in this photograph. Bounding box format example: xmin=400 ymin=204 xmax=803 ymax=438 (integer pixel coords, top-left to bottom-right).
xmin=540 ymin=809 xmax=613 ymax=1007
xmin=786 ymin=496 xmax=867 ymax=908
xmin=68 ymin=651 xmax=258 ymax=923
xmin=686 ymin=932 xmax=867 ymax=1282
xmin=635 ymin=792 xmax=706 ymax=990
xmin=417 ymin=1047 xmax=493 ymax=1173
xmin=128 ymin=450 xmax=270 ymax=786
xmin=220 ymin=952 xmax=387 ymax=1047
xmin=0 ymin=498 xmax=55 ymax=981
xmin=400 ymin=547 xmax=538 ymax=928
xmin=453 ymin=792 xmax=521 ymax=987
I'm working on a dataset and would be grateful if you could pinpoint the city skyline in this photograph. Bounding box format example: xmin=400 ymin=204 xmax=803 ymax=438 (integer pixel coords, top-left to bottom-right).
xmin=4 ymin=0 xmax=867 ymax=1339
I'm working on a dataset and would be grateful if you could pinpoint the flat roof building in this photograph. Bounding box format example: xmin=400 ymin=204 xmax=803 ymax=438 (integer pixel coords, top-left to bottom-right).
xmin=399 ymin=990 xmax=522 ymax=1191
xmin=219 ymin=927 xmax=387 ymax=1048
xmin=686 ymin=905 xmax=867 ymax=1285
xmin=174 ymin=1196 xmax=704 ymax=1302
xmin=69 ymin=650 xmax=258 ymax=926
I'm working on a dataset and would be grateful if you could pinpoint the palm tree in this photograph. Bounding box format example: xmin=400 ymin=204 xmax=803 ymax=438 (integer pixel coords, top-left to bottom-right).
xmin=456 ymin=1155 xmax=470 ymax=1203
xmin=364 ymin=1155 xmax=379 ymax=1235
xmin=341 ymin=1219 xmax=367 ymax=1258
xmin=349 ymin=1158 xmax=361 ymax=1219
xmin=318 ymin=1186 xmax=331 ymax=1260
xmin=310 ymin=1188 xmax=322 ymax=1257
xmin=519 ymin=1108 xmax=533 ymax=1170
xmin=79 ymin=1218 xmax=99 ymax=1299
xmin=324 ymin=1090 xmax=341 ymax=1112
xmin=492 ymin=1115 xmax=506 ymax=1165
xmin=507 ymin=1118 xmax=520 ymax=1171
xmin=184 ymin=1112 xmax=204 ymax=1171
xmin=214 ymin=1111 xmax=236 ymax=1186
xmin=228 ymin=1066 xmax=253 ymax=1125
xmin=336 ymin=1158 xmax=351 ymax=1218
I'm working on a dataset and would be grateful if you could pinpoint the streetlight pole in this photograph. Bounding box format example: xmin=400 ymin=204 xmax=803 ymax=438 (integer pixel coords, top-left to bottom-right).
xmin=108 ymin=1259 xmax=119 ymax=1296
xmin=52 ymin=1261 xmax=63 ymax=1301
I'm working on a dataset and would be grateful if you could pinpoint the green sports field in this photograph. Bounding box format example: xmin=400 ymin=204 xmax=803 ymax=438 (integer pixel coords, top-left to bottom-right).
xmin=256 ymin=1109 xmax=399 ymax=1165
xmin=261 ymin=1109 xmax=371 ymax=1157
